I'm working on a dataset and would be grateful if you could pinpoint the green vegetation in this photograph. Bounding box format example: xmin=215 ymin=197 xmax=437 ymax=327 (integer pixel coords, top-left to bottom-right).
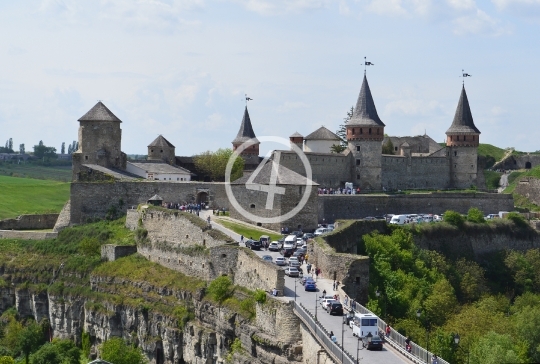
xmin=0 ymin=162 xmax=72 ymax=182
xmin=467 ymin=208 xmax=486 ymax=223
xmin=443 ymin=210 xmax=464 ymax=227
xmin=226 ymin=338 xmax=243 ymax=363
xmin=0 ymin=175 xmax=70 ymax=220
xmin=362 ymin=216 xmax=540 ymax=364
xmin=30 ymin=339 xmax=80 ymax=364
xmin=215 ymin=219 xmax=281 ymax=241
xmin=207 ymin=276 xmax=233 ymax=303
xmin=100 ymin=337 xmax=147 ymax=364
xmin=503 ymin=166 xmax=540 ymax=211
xmin=194 ymin=148 xmax=244 ymax=182
xmin=483 ymin=170 xmax=501 ymax=190
xmin=477 ymin=144 xmax=507 ymax=168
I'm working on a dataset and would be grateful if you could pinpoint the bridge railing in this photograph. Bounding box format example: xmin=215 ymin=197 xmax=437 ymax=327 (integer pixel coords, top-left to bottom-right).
xmin=293 ymin=301 xmax=356 ymax=364
xmin=347 ymin=301 xmax=450 ymax=364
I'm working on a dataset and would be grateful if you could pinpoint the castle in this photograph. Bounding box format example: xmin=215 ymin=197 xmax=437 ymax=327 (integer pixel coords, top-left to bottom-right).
xmin=232 ymin=73 xmax=482 ymax=191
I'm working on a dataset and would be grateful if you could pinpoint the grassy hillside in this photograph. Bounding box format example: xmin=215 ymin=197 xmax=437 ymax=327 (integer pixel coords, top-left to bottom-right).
xmin=0 ymin=175 xmax=70 ymax=219
xmin=0 ymin=162 xmax=72 ymax=182
xmin=503 ymin=166 xmax=540 ymax=211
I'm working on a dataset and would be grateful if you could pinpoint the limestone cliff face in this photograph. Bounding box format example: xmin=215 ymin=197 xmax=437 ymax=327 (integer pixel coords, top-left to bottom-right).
xmin=0 ymin=275 xmax=302 ymax=364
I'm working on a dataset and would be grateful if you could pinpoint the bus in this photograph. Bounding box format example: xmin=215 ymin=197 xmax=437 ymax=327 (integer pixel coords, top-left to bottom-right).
xmin=351 ymin=313 xmax=379 ymax=338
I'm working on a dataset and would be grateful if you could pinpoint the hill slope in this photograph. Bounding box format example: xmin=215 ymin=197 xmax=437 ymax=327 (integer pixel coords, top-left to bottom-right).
xmin=0 ymin=175 xmax=70 ymax=219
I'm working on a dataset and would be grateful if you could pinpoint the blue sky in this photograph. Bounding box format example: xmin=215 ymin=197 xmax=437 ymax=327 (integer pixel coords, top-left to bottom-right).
xmin=1 ymin=0 xmax=539 ymax=156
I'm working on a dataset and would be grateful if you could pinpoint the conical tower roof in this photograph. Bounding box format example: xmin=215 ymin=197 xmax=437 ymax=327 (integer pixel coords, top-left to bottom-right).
xmin=148 ymin=135 xmax=175 ymax=148
xmin=347 ymin=75 xmax=385 ymax=127
xmin=232 ymin=107 xmax=258 ymax=144
xmin=446 ymin=86 xmax=480 ymax=134
xmin=78 ymin=101 xmax=122 ymax=122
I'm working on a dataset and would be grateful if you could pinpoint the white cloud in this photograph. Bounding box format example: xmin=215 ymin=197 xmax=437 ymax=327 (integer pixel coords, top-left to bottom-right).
xmin=452 ymin=8 xmax=510 ymax=35
xmin=366 ymin=0 xmax=431 ymax=16
xmin=492 ymin=0 xmax=540 ymax=19
xmin=234 ymin=0 xmax=332 ymax=15
xmin=447 ymin=0 xmax=475 ymax=10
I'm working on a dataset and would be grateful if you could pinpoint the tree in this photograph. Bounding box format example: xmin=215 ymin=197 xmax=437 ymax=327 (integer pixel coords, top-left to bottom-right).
xmin=467 ymin=207 xmax=485 ymax=223
xmin=443 ymin=210 xmax=464 ymax=227
xmin=469 ymin=331 xmax=521 ymax=364
xmin=100 ymin=337 xmax=147 ymax=364
xmin=194 ymin=148 xmax=244 ymax=182
xmin=30 ymin=339 xmax=80 ymax=364
xmin=8 ymin=138 xmax=13 ymax=152
xmin=15 ymin=322 xmax=44 ymax=364
xmin=33 ymin=141 xmax=57 ymax=160
xmin=207 ymin=276 xmax=233 ymax=303
xmin=382 ymin=138 xmax=395 ymax=155
xmin=19 ymin=144 xmax=25 ymax=154
xmin=0 ymin=357 xmax=14 ymax=364
xmin=332 ymin=106 xmax=353 ymax=153
xmin=60 ymin=142 xmax=65 ymax=155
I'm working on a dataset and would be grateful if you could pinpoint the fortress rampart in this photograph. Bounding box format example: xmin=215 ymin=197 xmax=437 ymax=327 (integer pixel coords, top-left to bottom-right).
xmin=0 ymin=213 xmax=59 ymax=230
xmin=319 ymin=192 xmax=514 ymax=222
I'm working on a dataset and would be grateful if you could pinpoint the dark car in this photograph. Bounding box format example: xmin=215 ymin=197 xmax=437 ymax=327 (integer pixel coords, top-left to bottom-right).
xmin=291 ymin=231 xmax=303 ymax=237
xmin=244 ymin=239 xmax=255 ymax=248
xmin=328 ymin=303 xmax=343 ymax=316
xmin=250 ymin=240 xmax=262 ymax=250
xmin=302 ymin=233 xmax=314 ymax=241
xmin=292 ymin=250 xmax=305 ymax=258
xmin=280 ymin=248 xmax=294 ymax=257
xmin=301 ymin=276 xmax=315 ymax=285
xmin=364 ymin=335 xmax=384 ymax=350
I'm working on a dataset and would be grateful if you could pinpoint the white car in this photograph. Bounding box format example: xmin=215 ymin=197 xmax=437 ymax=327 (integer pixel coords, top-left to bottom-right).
xmin=314 ymin=228 xmax=329 ymax=236
xmin=289 ymin=257 xmax=299 ymax=264
xmin=275 ymin=257 xmax=287 ymax=266
xmin=321 ymin=298 xmax=338 ymax=310
xmin=268 ymin=241 xmax=280 ymax=251
xmin=285 ymin=267 xmax=300 ymax=277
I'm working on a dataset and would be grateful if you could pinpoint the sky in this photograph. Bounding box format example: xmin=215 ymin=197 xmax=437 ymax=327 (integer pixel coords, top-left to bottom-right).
xmin=1 ymin=0 xmax=540 ymax=156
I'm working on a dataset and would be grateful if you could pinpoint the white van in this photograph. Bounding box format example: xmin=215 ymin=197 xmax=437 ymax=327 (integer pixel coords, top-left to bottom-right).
xmin=389 ymin=215 xmax=407 ymax=225
xmin=352 ymin=313 xmax=379 ymax=338
xmin=284 ymin=234 xmax=297 ymax=245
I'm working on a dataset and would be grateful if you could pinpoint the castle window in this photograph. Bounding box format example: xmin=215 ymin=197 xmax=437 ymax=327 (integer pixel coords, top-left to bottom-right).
xmin=160 ymin=149 xmax=163 ymax=153
xmin=463 ymin=136 xmax=466 ymax=141
xmin=299 ymin=186 xmax=302 ymax=194
xmin=369 ymin=128 xmax=372 ymax=135
xmin=177 ymin=178 xmax=179 ymax=181
xmin=473 ymin=136 xmax=475 ymax=141
xmin=85 ymin=156 xmax=88 ymax=160
xmin=257 ymin=223 xmax=262 ymax=226
xmin=250 ymin=204 xmax=255 ymax=208
xmin=450 ymin=136 xmax=453 ymax=141
xmin=356 ymin=159 xmax=360 ymax=166
xmin=454 ymin=151 xmax=457 ymax=156
xmin=457 ymin=136 xmax=460 ymax=141
xmin=360 ymin=128 xmax=363 ymax=134
xmin=377 ymin=129 xmax=380 ymax=135
xmin=394 ymin=147 xmax=398 ymax=151
xmin=357 ymin=174 xmax=360 ymax=179
xmin=356 ymin=146 xmax=360 ymax=152
xmin=352 ymin=128 xmax=355 ymax=135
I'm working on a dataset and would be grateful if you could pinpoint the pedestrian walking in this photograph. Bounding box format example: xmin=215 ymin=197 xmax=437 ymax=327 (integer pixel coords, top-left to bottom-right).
xmin=240 ymin=235 xmax=244 ymax=245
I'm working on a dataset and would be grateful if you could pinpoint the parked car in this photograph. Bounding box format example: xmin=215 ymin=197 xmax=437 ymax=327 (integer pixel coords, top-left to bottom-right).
xmin=275 ymin=257 xmax=287 ymax=266
xmin=289 ymin=260 xmax=301 ymax=269
xmin=301 ymin=276 xmax=315 ymax=285
xmin=305 ymin=282 xmax=317 ymax=292
xmin=249 ymin=240 xmax=262 ymax=250
xmin=321 ymin=298 xmax=337 ymax=309
xmin=262 ymin=255 xmax=273 ymax=262
xmin=328 ymin=303 xmax=343 ymax=316
xmin=292 ymin=250 xmax=305 ymax=259
xmin=314 ymin=228 xmax=329 ymax=236
xmin=280 ymin=248 xmax=294 ymax=257
xmin=323 ymin=299 xmax=339 ymax=311
xmin=284 ymin=267 xmax=300 ymax=277
xmin=296 ymin=247 xmax=307 ymax=255
xmin=268 ymin=241 xmax=280 ymax=251
xmin=302 ymin=233 xmax=314 ymax=240
xmin=291 ymin=231 xmax=303 ymax=237
xmin=283 ymin=241 xmax=295 ymax=250
xmin=364 ymin=335 xmax=384 ymax=351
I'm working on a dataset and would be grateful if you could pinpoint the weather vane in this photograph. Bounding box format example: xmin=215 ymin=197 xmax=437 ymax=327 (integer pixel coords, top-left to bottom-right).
xmin=461 ymin=69 xmax=472 ymax=85
xmin=364 ymin=57 xmax=374 ymax=74
xmin=245 ymin=94 xmax=253 ymax=106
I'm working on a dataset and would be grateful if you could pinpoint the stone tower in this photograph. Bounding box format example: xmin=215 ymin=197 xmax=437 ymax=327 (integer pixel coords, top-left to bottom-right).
xmin=446 ymin=85 xmax=481 ymax=188
xmin=289 ymin=132 xmax=303 ymax=151
xmin=232 ymin=106 xmax=259 ymax=156
xmin=72 ymin=101 xmax=126 ymax=180
xmin=346 ymin=74 xmax=385 ymax=190
xmin=148 ymin=135 xmax=176 ymax=164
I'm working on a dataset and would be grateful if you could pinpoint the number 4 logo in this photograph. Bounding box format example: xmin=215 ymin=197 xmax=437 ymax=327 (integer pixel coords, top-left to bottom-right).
xmin=245 ymin=152 xmax=285 ymax=209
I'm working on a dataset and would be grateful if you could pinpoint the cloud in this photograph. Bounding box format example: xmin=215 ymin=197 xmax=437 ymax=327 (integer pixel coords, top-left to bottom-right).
xmin=384 ymin=95 xmax=443 ymax=117
xmin=492 ymin=0 xmax=540 ymax=18
xmin=366 ymin=0 xmax=432 ymax=17
xmin=233 ymin=0 xmax=332 ymax=15
xmin=452 ymin=8 xmax=510 ymax=35
xmin=447 ymin=0 xmax=475 ymax=10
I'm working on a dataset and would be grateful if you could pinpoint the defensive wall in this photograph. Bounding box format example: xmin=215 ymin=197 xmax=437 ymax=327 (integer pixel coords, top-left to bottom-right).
xmin=126 ymin=209 xmax=285 ymax=294
xmin=381 ymin=155 xmax=450 ymax=190
xmin=100 ymin=244 xmax=138 ymax=262
xmin=0 ymin=230 xmax=57 ymax=240
xmin=493 ymin=154 xmax=540 ymax=171
xmin=319 ymin=192 xmax=514 ymax=222
xmin=70 ymin=181 xmax=230 ymax=224
xmin=515 ymin=177 xmax=540 ymax=206
xmin=0 ymin=213 xmax=59 ymax=230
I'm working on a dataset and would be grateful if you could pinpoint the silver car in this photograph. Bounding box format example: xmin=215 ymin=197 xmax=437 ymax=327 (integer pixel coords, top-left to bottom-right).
xmin=275 ymin=257 xmax=287 ymax=266
xmin=285 ymin=267 xmax=300 ymax=277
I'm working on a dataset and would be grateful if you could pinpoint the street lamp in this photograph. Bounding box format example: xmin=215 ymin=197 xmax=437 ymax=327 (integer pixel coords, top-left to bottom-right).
xmin=375 ymin=289 xmax=386 ymax=320
xmin=453 ymin=333 xmax=470 ymax=364
xmin=416 ymin=309 xmax=430 ymax=363
xmin=356 ymin=332 xmax=372 ymax=364
xmin=342 ymin=316 xmax=346 ymax=363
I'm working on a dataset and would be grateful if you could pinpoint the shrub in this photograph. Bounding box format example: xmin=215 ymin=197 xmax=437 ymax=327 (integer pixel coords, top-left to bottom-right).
xmin=207 ymin=276 xmax=233 ymax=303
xmin=444 ymin=210 xmax=465 ymax=227
xmin=254 ymin=289 xmax=267 ymax=304
xmin=173 ymin=305 xmax=194 ymax=330
xmin=100 ymin=337 xmax=146 ymax=364
xmin=467 ymin=208 xmax=485 ymax=223
xmin=506 ymin=212 xmax=528 ymax=228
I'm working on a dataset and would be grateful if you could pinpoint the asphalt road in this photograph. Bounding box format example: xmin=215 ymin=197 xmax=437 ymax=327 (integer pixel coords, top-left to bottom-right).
xmin=201 ymin=210 xmax=409 ymax=364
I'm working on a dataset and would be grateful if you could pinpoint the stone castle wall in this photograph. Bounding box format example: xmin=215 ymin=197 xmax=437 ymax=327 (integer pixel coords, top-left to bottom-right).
xmin=493 ymin=154 xmax=540 ymax=171
xmin=381 ymin=155 xmax=450 ymax=190
xmin=0 ymin=213 xmax=59 ymax=230
xmin=319 ymin=192 xmax=514 ymax=222
xmin=101 ymin=244 xmax=138 ymax=262
xmin=0 ymin=230 xmax=58 ymax=240
xmin=70 ymin=181 xmax=230 ymax=224
xmin=515 ymin=177 xmax=540 ymax=205
xmin=276 ymin=151 xmax=352 ymax=188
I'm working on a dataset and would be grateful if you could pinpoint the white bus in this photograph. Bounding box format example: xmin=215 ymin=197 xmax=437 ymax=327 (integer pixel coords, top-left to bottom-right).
xmin=351 ymin=313 xmax=379 ymax=338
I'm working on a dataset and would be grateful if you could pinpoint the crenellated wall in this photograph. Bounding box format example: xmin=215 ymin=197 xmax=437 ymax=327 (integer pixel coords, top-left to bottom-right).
xmin=0 ymin=213 xmax=59 ymax=230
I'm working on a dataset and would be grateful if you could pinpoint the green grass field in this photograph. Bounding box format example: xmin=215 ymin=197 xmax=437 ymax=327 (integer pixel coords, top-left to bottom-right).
xmin=0 ymin=162 xmax=72 ymax=182
xmin=0 ymin=175 xmax=70 ymax=219
xmin=477 ymin=143 xmax=507 ymax=162
xmin=215 ymin=219 xmax=282 ymax=241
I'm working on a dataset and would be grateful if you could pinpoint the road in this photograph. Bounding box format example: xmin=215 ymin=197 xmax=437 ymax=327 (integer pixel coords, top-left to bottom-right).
xmin=498 ymin=172 xmax=509 ymax=193
xmin=201 ymin=210 xmax=410 ymax=364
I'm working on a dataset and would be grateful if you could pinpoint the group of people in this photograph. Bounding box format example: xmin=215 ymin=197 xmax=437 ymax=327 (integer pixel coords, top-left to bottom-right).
xmin=318 ymin=187 xmax=361 ymax=195
xmin=163 ymin=201 xmax=206 ymax=214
